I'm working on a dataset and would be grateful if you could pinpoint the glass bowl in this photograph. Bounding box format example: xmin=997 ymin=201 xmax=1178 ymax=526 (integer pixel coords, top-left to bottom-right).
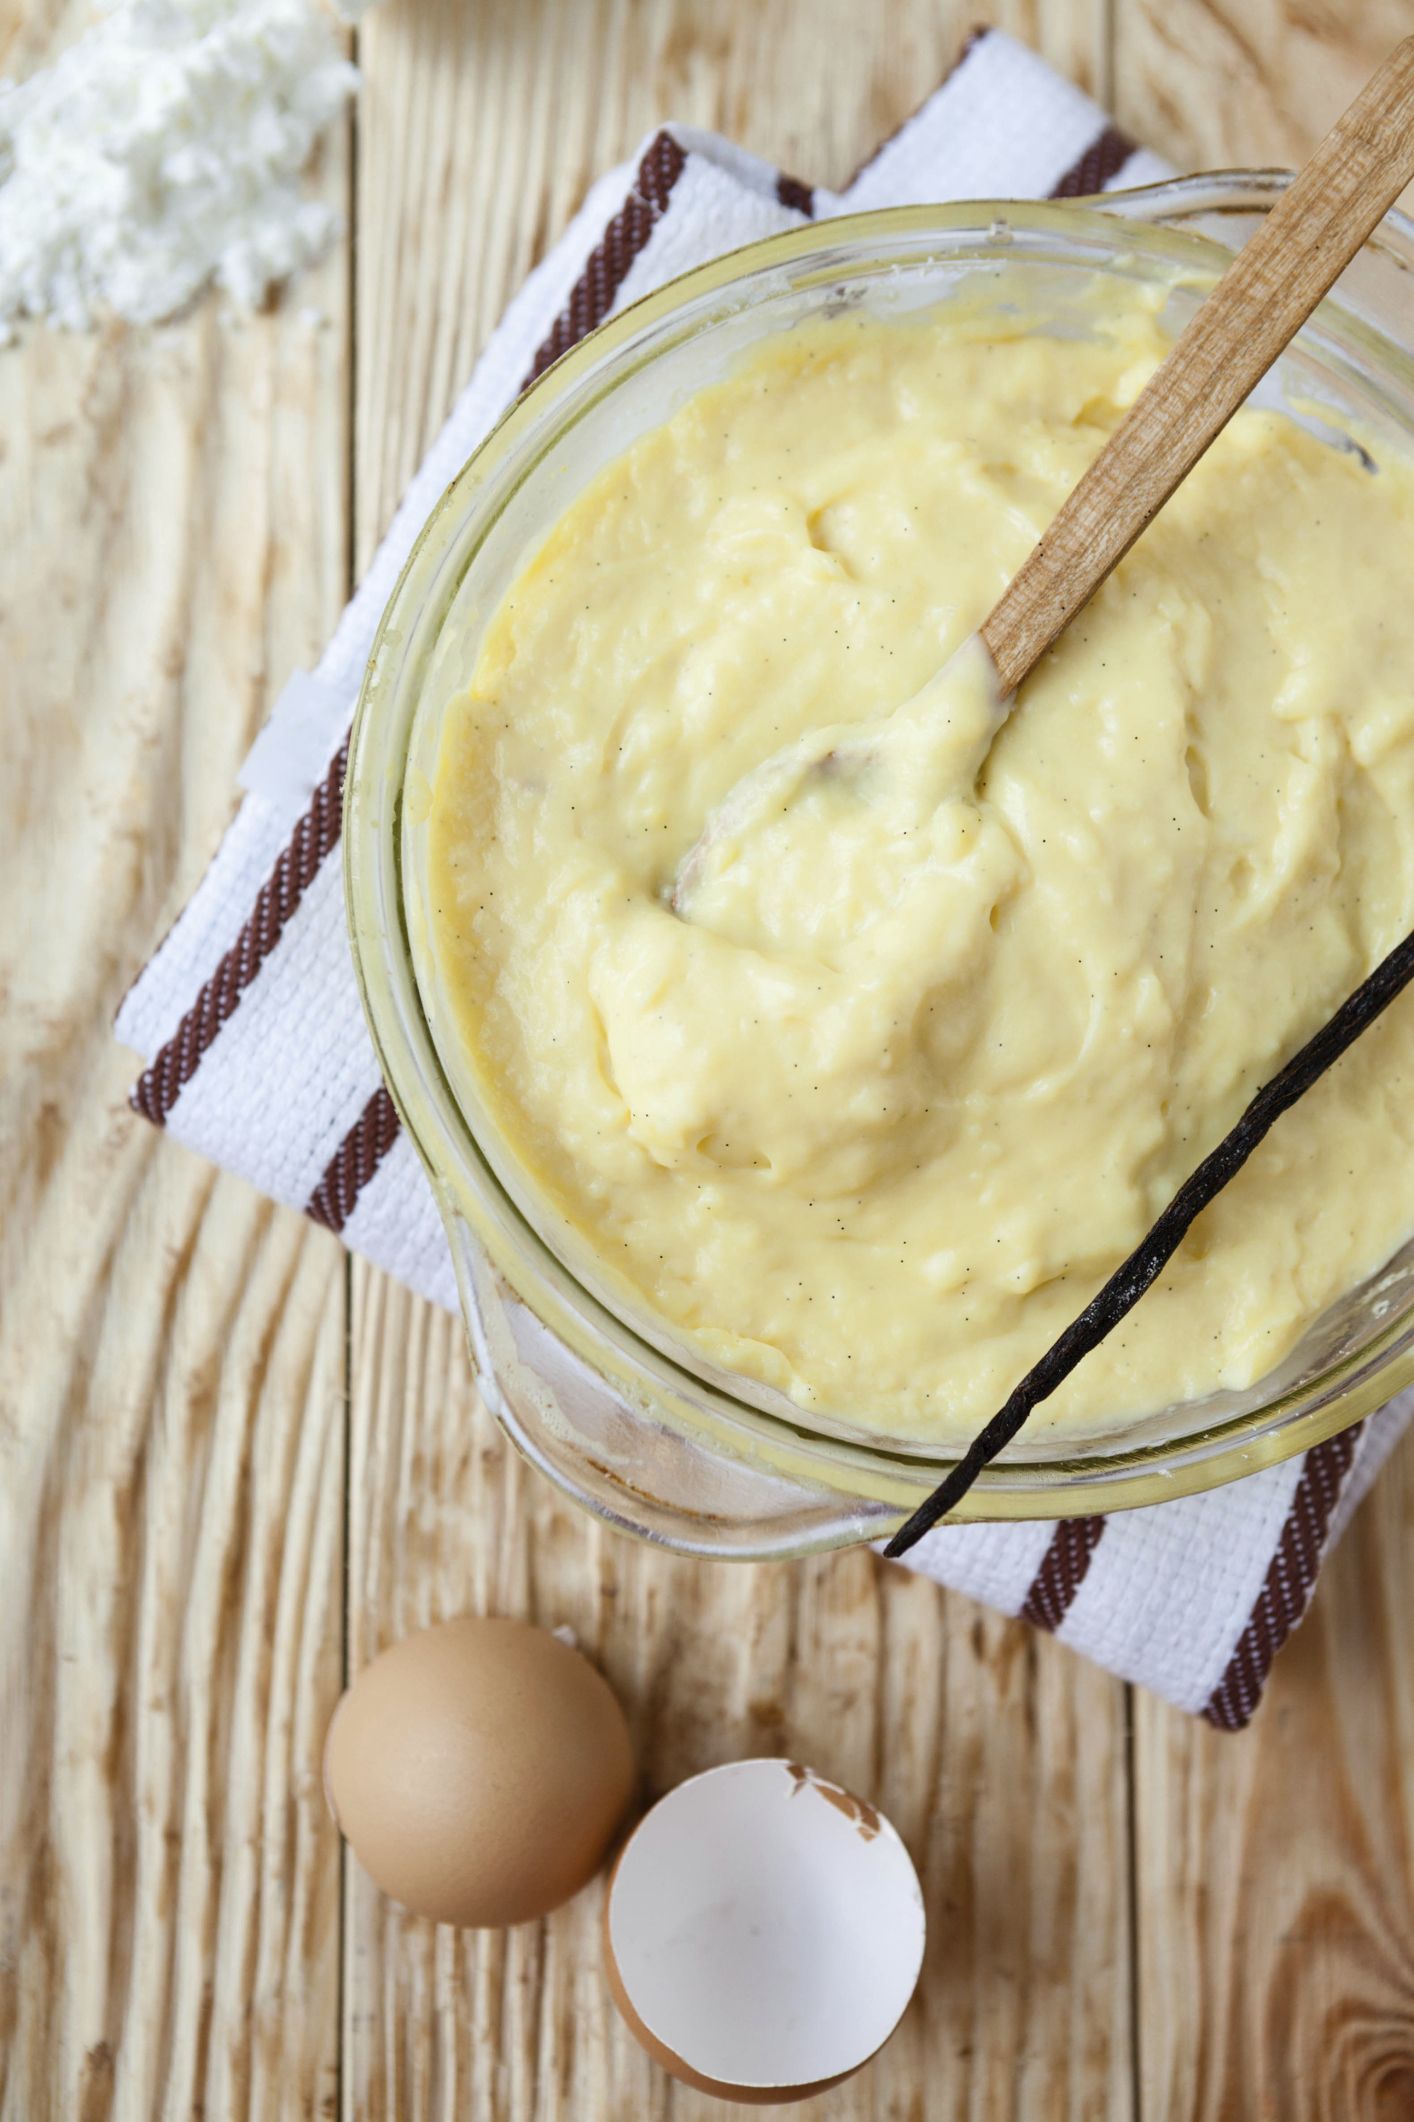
xmin=345 ymin=174 xmax=1414 ymax=1556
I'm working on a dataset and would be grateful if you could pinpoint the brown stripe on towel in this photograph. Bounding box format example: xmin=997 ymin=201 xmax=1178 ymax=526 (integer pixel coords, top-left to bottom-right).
xmin=1021 ymin=1515 xmax=1106 ymax=1630
xmin=131 ymin=739 xmax=349 ymax=1128
xmin=524 ymin=130 xmax=688 ymax=387
xmin=776 ymin=171 xmax=816 ymax=217
xmin=308 ymin=1083 xmax=402 ymax=1233
xmin=1202 ymin=1425 xmax=1363 ymax=1731
xmin=1049 ymin=123 xmax=1136 ymax=199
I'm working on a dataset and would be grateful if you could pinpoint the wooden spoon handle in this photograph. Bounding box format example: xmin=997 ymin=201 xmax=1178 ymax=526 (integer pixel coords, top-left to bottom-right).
xmin=981 ymin=36 xmax=1414 ymax=700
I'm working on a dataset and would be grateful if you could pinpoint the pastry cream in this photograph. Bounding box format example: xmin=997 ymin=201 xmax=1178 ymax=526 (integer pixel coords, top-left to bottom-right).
xmin=426 ymin=294 xmax=1414 ymax=1443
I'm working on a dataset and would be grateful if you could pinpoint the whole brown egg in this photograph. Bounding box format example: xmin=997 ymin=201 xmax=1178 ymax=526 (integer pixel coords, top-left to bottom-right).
xmin=324 ymin=1616 xmax=635 ymax=1927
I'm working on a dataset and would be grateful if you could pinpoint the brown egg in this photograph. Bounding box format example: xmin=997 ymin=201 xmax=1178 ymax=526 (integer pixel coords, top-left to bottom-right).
xmin=324 ymin=1616 xmax=635 ymax=1927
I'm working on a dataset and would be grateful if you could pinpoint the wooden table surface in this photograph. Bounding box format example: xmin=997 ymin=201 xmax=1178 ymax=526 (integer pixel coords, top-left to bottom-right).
xmin=6 ymin=2 xmax=1414 ymax=2116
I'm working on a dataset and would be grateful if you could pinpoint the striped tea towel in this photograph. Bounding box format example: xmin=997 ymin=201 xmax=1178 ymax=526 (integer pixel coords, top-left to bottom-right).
xmin=116 ymin=27 xmax=1414 ymax=1729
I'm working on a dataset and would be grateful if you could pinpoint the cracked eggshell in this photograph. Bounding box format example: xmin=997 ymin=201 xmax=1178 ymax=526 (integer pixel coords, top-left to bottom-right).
xmin=324 ymin=1616 xmax=635 ymax=1928
xmin=603 ymin=1758 xmax=925 ymax=2104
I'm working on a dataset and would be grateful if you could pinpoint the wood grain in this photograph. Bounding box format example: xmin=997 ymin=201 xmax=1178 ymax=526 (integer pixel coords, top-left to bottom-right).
xmin=1134 ymin=1429 xmax=1414 ymax=2121
xmin=1114 ymin=0 xmax=1414 ymax=176
xmin=0 ymin=19 xmax=353 ymax=2112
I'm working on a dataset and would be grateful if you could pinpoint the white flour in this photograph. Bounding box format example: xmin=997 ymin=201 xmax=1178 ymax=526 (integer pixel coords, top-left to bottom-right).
xmin=0 ymin=0 xmax=361 ymax=344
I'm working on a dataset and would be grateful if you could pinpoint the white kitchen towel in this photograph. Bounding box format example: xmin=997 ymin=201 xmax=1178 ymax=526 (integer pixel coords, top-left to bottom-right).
xmin=116 ymin=27 xmax=1412 ymax=1728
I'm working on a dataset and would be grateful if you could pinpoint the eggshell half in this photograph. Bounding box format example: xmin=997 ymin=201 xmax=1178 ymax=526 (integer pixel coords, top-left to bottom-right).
xmin=325 ymin=1616 xmax=635 ymax=1928
xmin=603 ymin=1758 xmax=925 ymax=2102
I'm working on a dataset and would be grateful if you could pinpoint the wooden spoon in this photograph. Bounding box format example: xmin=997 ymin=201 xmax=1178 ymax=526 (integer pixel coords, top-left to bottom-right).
xmin=673 ymin=37 xmax=1414 ymax=914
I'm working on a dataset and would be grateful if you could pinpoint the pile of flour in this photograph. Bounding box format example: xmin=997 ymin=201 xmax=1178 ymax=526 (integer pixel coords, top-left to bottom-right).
xmin=0 ymin=0 xmax=364 ymax=344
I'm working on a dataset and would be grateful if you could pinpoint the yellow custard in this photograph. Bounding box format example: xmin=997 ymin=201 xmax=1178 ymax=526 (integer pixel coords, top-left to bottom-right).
xmin=426 ymin=297 xmax=1414 ymax=1443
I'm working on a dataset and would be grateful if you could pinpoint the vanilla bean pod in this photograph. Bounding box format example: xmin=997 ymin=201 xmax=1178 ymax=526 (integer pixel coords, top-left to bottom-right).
xmin=883 ymin=921 xmax=1414 ymax=1560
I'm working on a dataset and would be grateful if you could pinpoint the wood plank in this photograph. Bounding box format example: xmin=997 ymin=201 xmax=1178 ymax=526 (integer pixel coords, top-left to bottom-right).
xmin=1133 ymin=1429 xmax=1414 ymax=2121
xmin=1114 ymin=0 xmax=1414 ymax=174
xmin=1116 ymin=7 xmax=1414 ymax=2117
xmin=346 ymin=5 xmax=1133 ymax=2114
xmin=0 ymin=17 xmax=354 ymax=2110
